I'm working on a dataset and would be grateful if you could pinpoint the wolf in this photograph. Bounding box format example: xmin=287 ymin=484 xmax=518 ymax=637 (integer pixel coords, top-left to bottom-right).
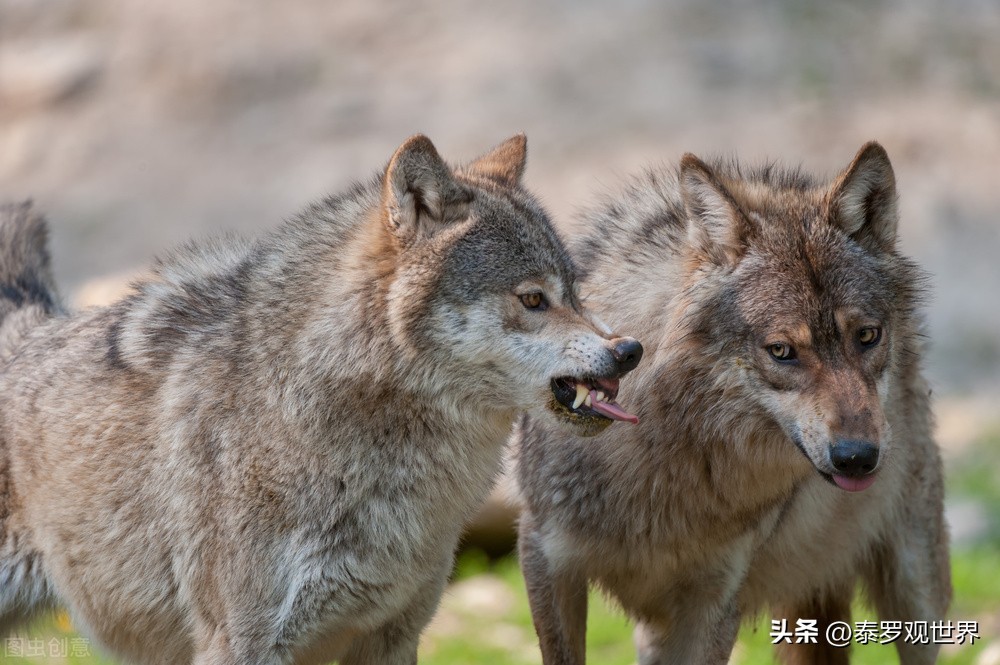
xmin=515 ymin=142 xmax=950 ymax=664
xmin=0 ymin=134 xmax=643 ymax=665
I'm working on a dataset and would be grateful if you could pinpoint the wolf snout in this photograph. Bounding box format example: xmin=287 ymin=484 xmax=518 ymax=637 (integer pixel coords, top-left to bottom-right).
xmin=829 ymin=439 xmax=879 ymax=478
xmin=610 ymin=337 xmax=643 ymax=374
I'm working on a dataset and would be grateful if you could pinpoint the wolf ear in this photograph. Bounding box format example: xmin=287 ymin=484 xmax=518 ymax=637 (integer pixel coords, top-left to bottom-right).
xmin=680 ymin=154 xmax=753 ymax=265
xmin=828 ymin=141 xmax=898 ymax=252
xmin=382 ymin=135 xmax=472 ymax=242
xmin=463 ymin=134 xmax=528 ymax=187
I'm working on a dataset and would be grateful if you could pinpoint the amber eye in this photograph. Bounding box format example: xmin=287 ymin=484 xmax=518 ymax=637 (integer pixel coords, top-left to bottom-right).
xmin=519 ymin=292 xmax=546 ymax=310
xmin=767 ymin=343 xmax=796 ymax=362
xmin=859 ymin=326 xmax=882 ymax=346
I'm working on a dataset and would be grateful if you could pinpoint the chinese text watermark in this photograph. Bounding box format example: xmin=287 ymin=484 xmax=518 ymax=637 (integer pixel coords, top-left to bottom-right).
xmin=770 ymin=619 xmax=979 ymax=647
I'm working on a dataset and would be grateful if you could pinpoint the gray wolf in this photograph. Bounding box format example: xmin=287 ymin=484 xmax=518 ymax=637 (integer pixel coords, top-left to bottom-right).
xmin=0 ymin=135 xmax=642 ymax=664
xmin=515 ymin=142 xmax=950 ymax=664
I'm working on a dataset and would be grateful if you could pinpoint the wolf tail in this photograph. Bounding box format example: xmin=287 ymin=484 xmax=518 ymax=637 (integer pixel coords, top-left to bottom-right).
xmin=1 ymin=202 xmax=61 ymax=632
xmin=0 ymin=202 xmax=64 ymax=357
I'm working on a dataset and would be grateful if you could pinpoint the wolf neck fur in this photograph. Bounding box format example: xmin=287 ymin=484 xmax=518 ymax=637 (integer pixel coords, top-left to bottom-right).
xmin=311 ymin=200 xmax=516 ymax=420
xmin=605 ymin=277 xmax=811 ymax=530
xmin=117 ymin=184 xmax=516 ymax=453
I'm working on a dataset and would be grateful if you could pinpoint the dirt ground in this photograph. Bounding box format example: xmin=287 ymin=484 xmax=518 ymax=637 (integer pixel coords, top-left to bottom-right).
xmin=2 ymin=1 xmax=998 ymax=421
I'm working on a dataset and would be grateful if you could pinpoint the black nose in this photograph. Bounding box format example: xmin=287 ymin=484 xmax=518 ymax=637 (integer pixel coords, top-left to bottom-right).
xmin=829 ymin=440 xmax=879 ymax=477
xmin=611 ymin=337 xmax=643 ymax=374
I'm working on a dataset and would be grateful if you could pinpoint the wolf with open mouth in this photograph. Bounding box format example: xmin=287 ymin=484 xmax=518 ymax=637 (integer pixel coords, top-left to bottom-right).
xmin=0 ymin=135 xmax=641 ymax=664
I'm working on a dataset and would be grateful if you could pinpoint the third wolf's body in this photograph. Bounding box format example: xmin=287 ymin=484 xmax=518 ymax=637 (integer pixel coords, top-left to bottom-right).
xmin=516 ymin=143 xmax=950 ymax=664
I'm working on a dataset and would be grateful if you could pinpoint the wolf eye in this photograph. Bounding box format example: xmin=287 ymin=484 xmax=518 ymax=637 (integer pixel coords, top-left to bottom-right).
xmin=858 ymin=326 xmax=882 ymax=346
xmin=767 ymin=343 xmax=796 ymax=362
xmin=519 ymin=292 xmax=547 ymax=310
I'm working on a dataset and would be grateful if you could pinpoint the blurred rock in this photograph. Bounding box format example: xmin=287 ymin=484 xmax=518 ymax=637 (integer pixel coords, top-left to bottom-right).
xmin=0 ymin=35 xmax=102 ymax=112
xmin=0 ymin=0 xmax=89 ymax=36
xmin=446 ymin=575 xmax=516 ymax=618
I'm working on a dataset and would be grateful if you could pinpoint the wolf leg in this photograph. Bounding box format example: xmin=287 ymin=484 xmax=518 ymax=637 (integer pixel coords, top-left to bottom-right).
xmin=632 ymin=596 xmax=740 ymax=665
xmin=630 ymin=543 xmax=749 ymax=665
xmin=0 ymin=446 xmax=56 ymax=633
xmin=190 ymin=626 xmax=289 ymax=665
xmin=0 ymin=532 xmax=57 ymax=634
xmin=863 ymin=532 xmax=950 ymax=663
xmin=518 ymin=513 xmax=588 ymax=665
xmin=340 ymin=631 xmax=419 ymax=665
xmin=341 ymin=557 xmax=452 ymax=665
xmin=773 ymin=587 xmax=853 ymax=665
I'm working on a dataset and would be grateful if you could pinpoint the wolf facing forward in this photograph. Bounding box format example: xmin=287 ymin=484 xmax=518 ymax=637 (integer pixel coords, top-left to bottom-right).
xmin=0 ymin=135 xmax=643 ymax=664
xmin=516 ymin=142 xmax=950 ymax=664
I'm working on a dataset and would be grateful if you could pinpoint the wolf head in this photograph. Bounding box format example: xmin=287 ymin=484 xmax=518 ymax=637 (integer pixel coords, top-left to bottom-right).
xmin=680 ymin=142 xmax=923 ymax=491
xmin=380 ymin=135 xmax=642 ymax=436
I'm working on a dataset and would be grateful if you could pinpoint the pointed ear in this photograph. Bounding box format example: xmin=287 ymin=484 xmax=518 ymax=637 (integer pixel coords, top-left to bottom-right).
xmin=463 ymin=134 xmax=527 ymax=187
xmin=828 ymin=141 xmax=898 ymax=252
xmin=382 ymin=135 xmax=471 ymax=243
xmin=680 ymin=154 xmax=753 ymax=265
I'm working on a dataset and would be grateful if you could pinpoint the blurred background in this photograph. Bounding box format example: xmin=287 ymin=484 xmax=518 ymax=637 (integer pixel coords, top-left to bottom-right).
xmin=2 ymin=0 xmax=998 ymax=663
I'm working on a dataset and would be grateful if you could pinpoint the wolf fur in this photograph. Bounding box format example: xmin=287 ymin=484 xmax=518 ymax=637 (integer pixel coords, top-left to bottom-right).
xmin=515 ymin=142 xmax=951 ymax=664
xmin=0 ymin=135 xmax=642 ymax=664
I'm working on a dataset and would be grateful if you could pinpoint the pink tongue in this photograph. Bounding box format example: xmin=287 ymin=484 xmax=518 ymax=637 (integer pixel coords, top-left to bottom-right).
xmin=588 ymin=390 xmax=639 ymax=424
xmin=832 ymin=474 xmax=877 ymax=492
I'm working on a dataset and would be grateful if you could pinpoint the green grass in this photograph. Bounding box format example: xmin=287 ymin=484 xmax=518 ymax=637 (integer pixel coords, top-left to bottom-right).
xmin=2 ymin=613 xmax=115 ymax=664
xmin=419 ymin=545 xmax=996 ymax=665
xmin=7 ymin=430 xmax=999 ymax=664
